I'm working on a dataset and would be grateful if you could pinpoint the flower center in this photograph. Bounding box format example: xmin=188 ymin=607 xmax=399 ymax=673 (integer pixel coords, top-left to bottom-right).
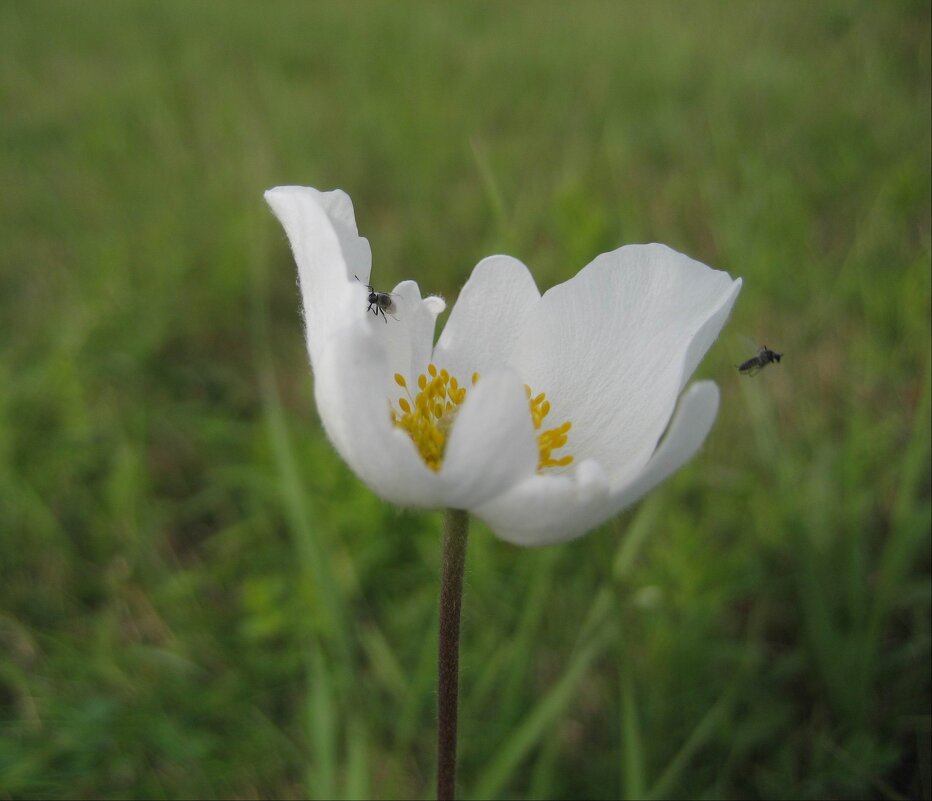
xmin=391 ymin=364 xmax=574 ymax=473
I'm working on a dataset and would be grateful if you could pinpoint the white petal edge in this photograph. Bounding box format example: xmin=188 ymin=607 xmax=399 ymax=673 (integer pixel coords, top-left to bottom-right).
xmin=677 ymin=277 xmax=742 ymax=395
xmin=433 ymin=255 xmax=541 ymax=380
xmin=265 ymin=186 xmax=372 ymax=367
xmin=603 ymin=380 xmax=720 ymax=514
xmin=476 ymin=381 xmax=720 ymax=546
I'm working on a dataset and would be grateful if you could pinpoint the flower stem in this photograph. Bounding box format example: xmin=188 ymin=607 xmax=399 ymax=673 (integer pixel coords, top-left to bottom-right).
xmin=437 ymin=508 xmax=469 ymax=801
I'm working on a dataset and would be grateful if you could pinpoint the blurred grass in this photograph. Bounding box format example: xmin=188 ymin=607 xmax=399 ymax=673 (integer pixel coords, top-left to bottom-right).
xmin=0 ymin=1 xmax=929 ymax=798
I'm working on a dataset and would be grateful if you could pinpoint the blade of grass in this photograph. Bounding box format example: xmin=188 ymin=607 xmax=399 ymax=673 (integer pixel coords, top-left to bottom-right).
xmin=863 ymin=344 xmax=932 ymax=686
xmin=472 ymin=628 xmax=612 ymax=799
xmin=469 ymin=136 xmax=515 ymax=248
xmin=344 ymin=719 xmax=370 ymax=801
xmin=308 ymin=644 xmax=337 ymax=801
xmin=259 ymin=364 xmax=352 ymax=670
xmin=621 ymin=673 xmax=646 ymax=801
xmin=359 ymin=621 xmax=408 ymax=700
xmin=499 ymin=548 xmax=560 ymax=722
xmin=645 ymin=682 xmax=738 ymax=800
xmin=613 ymin=497 xmax=662 ymax=581
xmin=396 ymin=609 xmax=439 ymax=755
xmin=527 ymin=731 xmax=562 ymax=799
xmin=644 ymin=623 xmax=766 ymax=801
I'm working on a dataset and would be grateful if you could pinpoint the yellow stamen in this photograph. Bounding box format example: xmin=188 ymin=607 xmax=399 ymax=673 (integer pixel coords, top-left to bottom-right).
xmin=391 ymin=363 xmax=468 ymax=472
xmin=527 ymin=389 xmax=574 ymax=471
xmin=391 ymin=365 xmax=575 ymax=473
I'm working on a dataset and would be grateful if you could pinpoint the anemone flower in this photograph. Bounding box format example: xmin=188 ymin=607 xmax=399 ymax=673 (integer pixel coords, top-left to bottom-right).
xmin=264 ymin=185 xmax=741 ymax=799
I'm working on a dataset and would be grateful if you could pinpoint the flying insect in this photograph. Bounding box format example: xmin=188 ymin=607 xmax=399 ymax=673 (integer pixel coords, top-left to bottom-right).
xmin=738 ymin=345 xmax=782 ymax=376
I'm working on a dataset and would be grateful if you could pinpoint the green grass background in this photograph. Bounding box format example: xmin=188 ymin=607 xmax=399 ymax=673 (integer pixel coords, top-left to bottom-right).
xmin=1 ymin=2 xmax=929 ymax=799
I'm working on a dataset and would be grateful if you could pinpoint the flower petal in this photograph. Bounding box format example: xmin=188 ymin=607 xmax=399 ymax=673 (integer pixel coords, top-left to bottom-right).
xmin=389 ymin=280 xmax=446 ymax=383
xmin=440 ymin=369 xmax=539 ymax=509
xmin=314 ymin=320 xmax=445 ymax=507
xmin=357 ymin=279 xmax=445 ymax=393
xmin=477 ymin=381 xmax=719 ymax=546
xmin=678 ymin=278 xmax=742 ymax=394
xmin=433 ymin=255 xmax=541 ymax=380
xmin=265 ymin=186 xmax=372 ymax=367
xmin=473 ymin=458 xmax=610 ymax=547
xmin=315 ymin=323 xmax=536 ymax=510
xmin=508 ymin=244 xmax=739 ymax=487
xmin=603 ymin=380 xmax=720 ymax=515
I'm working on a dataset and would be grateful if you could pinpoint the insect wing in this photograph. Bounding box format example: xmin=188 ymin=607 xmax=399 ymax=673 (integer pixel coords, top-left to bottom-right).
xmin=377 ymin=292 xmax=395 ymax=312
xmin=376 ymin=290 xmax=403 ymax=318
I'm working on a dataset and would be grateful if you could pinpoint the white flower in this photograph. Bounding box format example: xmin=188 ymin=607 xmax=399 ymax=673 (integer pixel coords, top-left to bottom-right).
xmin=265 ymin=186 xmax=742 ymax=546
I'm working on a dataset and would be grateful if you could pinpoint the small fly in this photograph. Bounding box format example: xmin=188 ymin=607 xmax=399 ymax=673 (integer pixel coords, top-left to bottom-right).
xmin=355 ymin=275 xmax=397 ymax=323
xmin=738 ymin=345 xmax=782 ymax=376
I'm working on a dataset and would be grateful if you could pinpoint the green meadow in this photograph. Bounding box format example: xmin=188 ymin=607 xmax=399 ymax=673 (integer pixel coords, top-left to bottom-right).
xmin=1 ymin=2 xmax=929 ymax=798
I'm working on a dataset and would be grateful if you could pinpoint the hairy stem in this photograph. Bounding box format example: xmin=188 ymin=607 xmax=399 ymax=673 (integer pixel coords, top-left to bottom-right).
xmin=437 ymin=508 xmax=469 ymax=800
